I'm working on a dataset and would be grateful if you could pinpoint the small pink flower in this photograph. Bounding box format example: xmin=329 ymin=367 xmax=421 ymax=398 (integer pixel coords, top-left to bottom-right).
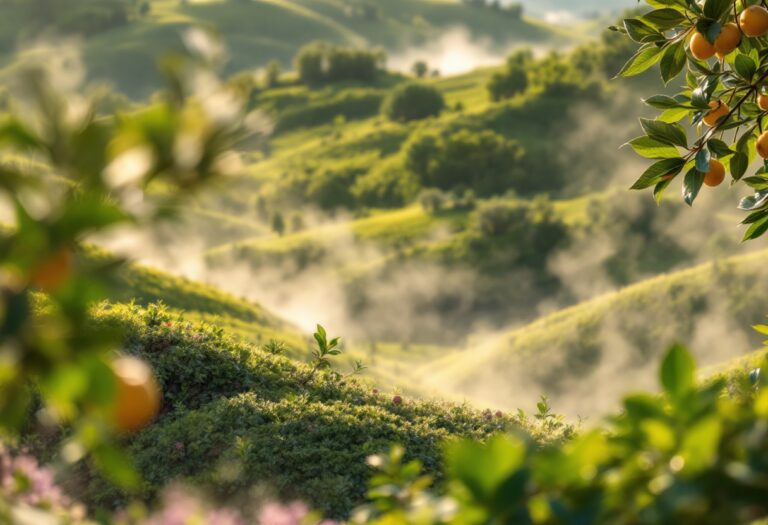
xmin=174 ymin=442 xmax=184 ymax=451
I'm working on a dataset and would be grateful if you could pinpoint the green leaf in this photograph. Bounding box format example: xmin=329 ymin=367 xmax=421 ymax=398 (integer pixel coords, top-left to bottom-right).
xmin=624 ymin=18 xmax=666 ymax=43
xmin=696 ymin=19 xmax=721 ymax=44
xmin=446 ymin=435 xmax=526 ymax=505
xmin=640 ymin=118 xmax=687 ymax=148
xmin=743 ymin=213 xmax=768 ymax=240
xmin=682 ymin=167 xmax=704 ymax=206
xmin=630 ymin=157 xmax=685 ymax=189
xmin=681 ymin=416 xmax=722 ymax=473
xmin=660 ymin=343 xmax=695 ymax=400
xmin=640 ymin=8 xmax=687 ymax=30
xmin=730 ymin=152 xmax=748 ymax=180
xmin=703 ymin=0 xmax=732 ymax=20
xmin=707 ymin=138 xmax=733 ymax=158
xmin=626 ymin=136 xmax=680 ymax=159
xmin=643 ymin=95 xmax=689 ymax=109
xmin=654 ymin=178 xmax=673 ymax=203
xmin=734 ymin=55 xmax=757 ymax=81
xmin=617 ymin=44 xmax=664 ymax=78
xmin=660 ymin=41 xmax=687 ymax=84
xmin=739 ymin=190 xmax=768 ymax=211
xmin=695 ymin=147 xmax=711 ymax=173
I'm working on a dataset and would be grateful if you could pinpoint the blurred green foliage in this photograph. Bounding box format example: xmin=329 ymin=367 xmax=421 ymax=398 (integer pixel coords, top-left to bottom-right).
xmin=356 ymin=345 xmax=768 ymax=524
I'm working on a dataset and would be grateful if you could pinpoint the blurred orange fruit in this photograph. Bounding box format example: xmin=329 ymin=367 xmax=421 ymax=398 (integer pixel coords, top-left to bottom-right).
xmin=110 ymin=356 xmax=161 ymax=433
xmin=30 ymin=248 xmax=73 ymax=291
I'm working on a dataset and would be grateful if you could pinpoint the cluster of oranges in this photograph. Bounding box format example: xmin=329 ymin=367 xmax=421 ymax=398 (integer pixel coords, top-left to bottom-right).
xmin=690 ymin=6 xmax=768 ymax=60
xmin=686 ymin=6 xmax=768 ymax=188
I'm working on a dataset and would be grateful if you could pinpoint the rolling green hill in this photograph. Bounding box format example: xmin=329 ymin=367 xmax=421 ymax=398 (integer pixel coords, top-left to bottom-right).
xmin=70 ymin=301 xmax=573 ymax=519
xmin=422 ymin=249 xmax=768 ymax=416
xmin=0 ymin=0 xmax=574 ymax=99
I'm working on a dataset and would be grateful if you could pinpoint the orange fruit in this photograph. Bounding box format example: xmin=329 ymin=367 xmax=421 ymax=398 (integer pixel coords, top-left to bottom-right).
xmin=758 ymin=131 xmax=768 ymax=158
xmin=30 ymin=248 xmax=73 ymax=291
xmin=740 ymin=5 xmax=768 ymax=37
xmin=703 ymin=100 xmax=729 ymax=127
xmin=704 ymin=159 xmax=726 ymax=187
xmin=110 ymin=356 xmax=161 ymax=433
xmin=758 ymin=93 xmax=768 ymax=111
xmin=715 ymin=23 xmax=742 ymax=57
xmin=690 ymin=31 xmax=716 ymax=60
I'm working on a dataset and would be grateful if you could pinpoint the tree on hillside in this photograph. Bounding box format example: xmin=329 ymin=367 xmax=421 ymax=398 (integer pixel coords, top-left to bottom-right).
xmin=264 ymin=60 xmax=281 ymax=88
xmin=405 ymin=129 xmax=524 ymax=196
xmin=411 ymin=60 xmax=429 ymax=78
xmin=381 ymin=82 xmax=445 ymax=122
xmin=294 ymin=42 xmax=384 ymax=86
xmin=487 ymin=49 xmax=532 ymax=101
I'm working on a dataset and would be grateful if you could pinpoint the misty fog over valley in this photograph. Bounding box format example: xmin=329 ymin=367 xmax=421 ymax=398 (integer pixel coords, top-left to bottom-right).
xmin=4 ymin=1 xmax=768 ymax=523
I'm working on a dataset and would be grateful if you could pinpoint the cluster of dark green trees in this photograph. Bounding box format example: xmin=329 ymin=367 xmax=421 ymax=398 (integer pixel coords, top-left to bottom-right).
xmin=294 ymin=42 xmax=386 ymax=86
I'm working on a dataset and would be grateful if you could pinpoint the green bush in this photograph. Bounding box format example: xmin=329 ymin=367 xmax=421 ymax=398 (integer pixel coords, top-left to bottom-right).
xmin=381 ymin=83 xmax=445 ymax=122
xmin=487 ymin=49 xmax=532 ymax=102
xmin=351 ymin=158 xmax=421 ymax=208
xmin=404 ymin=129 xmax=524 ymax=196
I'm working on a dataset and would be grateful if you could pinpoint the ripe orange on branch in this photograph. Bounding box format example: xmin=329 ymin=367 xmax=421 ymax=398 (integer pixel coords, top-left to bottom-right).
xmin=109 ymin=356 xmax=161 ymax=433
xmin=704 ymin=159 xmax=726 ymax=187
xmin=758 ymin=94 xmax=768 ymax=111
xmin=715 ymin=23 xmax=741 ymax=57
xmin=757 ymin=131 xmax=768 ymax=158
xmin=703 ymin=100 xmax=729 ymax=127
xmin=740 ymin=5 xmax=768 ymax=37
xmin=690 ymin=31 xmax=716 ymax=60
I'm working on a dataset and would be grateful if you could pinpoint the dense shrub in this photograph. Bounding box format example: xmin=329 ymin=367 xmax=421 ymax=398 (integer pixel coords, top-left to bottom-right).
xmin=418 ymin=188 xmax=449 ymax=213
xmin=77 ymin=303 xmax=563 ymax=519
xmin=351 ymin=159 xmax=421 ymax=208
xmin=381 ymin=83 xmax=445 ymax=122
xmin=487 ymin=49 xmax=532 ymax=101
xmin=404 ymin=129 xmax=524 ymax=196
xmin=295 ymin=42 xmax=384 ymax=86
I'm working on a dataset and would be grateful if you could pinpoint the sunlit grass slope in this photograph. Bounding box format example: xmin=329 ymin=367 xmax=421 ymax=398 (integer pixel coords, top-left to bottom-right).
xmin=83 ymin=245 xmax=307 ymax=350
xmin=424 ymin=249 xmax=768 ymax=412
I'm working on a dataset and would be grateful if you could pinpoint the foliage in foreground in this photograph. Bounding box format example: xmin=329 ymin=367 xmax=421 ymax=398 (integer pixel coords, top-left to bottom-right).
xmin=356 ymin=345 xmax=768 ymax=525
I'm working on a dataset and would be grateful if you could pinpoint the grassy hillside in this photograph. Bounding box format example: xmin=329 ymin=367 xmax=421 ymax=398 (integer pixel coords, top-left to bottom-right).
xmin=83 ymin=245 xmax=308 ymax=351
xmin=422 ymin=249 xmax=768 ymax=416
xmin=0 ymin=0 xmax=572 ymax=99
xmin=68 ymin=302 xmax=573 ymax=519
